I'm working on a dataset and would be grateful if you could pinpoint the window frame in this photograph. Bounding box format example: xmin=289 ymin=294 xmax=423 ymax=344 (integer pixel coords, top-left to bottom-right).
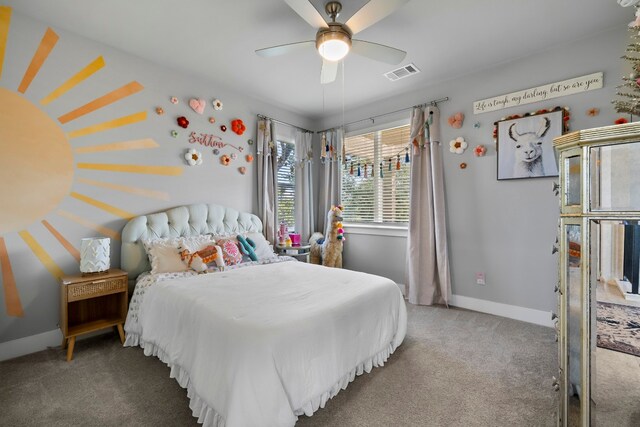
xmin=341 ymin=118 xmax=411 ymax=230
xmin=275 ymin=136 xmax=296 ymax=233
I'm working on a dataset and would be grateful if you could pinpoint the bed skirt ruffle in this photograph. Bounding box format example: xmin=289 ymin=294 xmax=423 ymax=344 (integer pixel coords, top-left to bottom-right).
xmin=293 ymin=341 xmax=396 ymax=417
xmin=125 ymin=332 xmax=399 ymax=427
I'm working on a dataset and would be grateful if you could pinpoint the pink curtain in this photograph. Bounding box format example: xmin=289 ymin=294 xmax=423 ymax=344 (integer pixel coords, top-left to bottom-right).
xmin=405 ymin=106 xmax=451 ymax=305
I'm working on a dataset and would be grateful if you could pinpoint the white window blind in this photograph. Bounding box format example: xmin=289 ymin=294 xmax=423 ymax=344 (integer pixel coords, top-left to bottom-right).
xmin=276 ymin=140 xmax=296 ymax=231
xmin=341 ymin=124 xmax=411 ymax=224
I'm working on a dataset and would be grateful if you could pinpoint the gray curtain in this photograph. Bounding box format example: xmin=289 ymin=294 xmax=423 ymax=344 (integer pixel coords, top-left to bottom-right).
xmin=405 ymin=106 xmax=451 ymax=306
xmin=257 ymin=118 xmax=278 ymax=243
xmin=294 ymin=130 xmax=314 ymax=241
xmin=317 ymin=128 xmax=343 ymax=233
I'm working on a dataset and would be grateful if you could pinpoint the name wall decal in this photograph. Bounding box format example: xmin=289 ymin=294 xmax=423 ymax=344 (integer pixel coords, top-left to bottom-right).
xmin=188 ymin=132 xmax=244 ymax=152
xmin=473 ymin=72 xmax=603 ymax=114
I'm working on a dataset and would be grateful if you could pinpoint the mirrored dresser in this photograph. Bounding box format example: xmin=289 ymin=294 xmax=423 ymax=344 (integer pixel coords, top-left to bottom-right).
xmin=554 ymin=122 xmax=640 ymax=426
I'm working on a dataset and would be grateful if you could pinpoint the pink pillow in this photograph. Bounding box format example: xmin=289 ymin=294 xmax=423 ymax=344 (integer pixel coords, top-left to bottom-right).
xmin=216 ymin=238 xmax=243 ymax=266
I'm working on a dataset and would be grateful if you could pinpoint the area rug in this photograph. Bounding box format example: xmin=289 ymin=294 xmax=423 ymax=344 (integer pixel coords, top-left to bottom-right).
xmin=597 ymin=301 xmax=640 ymax=357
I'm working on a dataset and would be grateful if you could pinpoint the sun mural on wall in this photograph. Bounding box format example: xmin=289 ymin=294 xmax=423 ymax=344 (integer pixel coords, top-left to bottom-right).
xmin=0 ymin=6 xmax=183 ymax=318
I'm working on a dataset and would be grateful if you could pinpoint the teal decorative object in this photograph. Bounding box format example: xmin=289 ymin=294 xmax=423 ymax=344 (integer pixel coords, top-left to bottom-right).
xmin=237 ymin=235 xmax=258 ymax=261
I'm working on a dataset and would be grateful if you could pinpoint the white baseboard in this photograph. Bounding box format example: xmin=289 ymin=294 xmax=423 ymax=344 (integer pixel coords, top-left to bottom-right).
xmin=449 ymin=294 xmax=553 ymax=328
xmin=0 ymin=328 xmax=62 ymax=362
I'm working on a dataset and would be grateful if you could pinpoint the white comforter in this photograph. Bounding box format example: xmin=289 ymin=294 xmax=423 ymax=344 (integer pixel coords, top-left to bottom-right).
xmin=125 ymin=260 xmax=407 ymax=427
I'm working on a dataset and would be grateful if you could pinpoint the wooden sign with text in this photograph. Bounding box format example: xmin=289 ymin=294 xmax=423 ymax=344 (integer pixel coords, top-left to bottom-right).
xmin=473 ymin=72 xmax=603 ymax=114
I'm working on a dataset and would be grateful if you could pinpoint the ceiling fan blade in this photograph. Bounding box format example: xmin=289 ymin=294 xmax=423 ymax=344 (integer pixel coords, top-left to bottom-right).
xmin=345 ymin=0 xmax=409 ymax=35
xmin=284 ymin=0 xmax=328 ymax=29
xmin=351 ymin=40 xmax=406 ymax=65
xmin=255 ymin=40 xmax=315 ymax=57
xmin=320 ymin=59 xmax=338 ymax=84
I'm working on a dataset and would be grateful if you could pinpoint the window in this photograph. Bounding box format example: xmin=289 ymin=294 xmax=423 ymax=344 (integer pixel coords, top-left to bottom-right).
xmin=341 ymin=124 xmax=411 ymax=224
xmin=276 ymin=140 xmax=296 ymax=231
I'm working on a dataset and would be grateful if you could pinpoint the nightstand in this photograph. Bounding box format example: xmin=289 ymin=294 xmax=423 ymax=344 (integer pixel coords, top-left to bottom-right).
xmin=60 ymin=269 xmax=128 ymax=361
xmin=275 ymin=244 xmax=311 ymax=262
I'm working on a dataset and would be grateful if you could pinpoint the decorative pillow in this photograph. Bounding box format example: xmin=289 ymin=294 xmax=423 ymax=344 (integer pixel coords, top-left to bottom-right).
xmin=142 ymin=235 xmax=215 ymax=274
xmin=245 ymin=232 xmax=278 ymax=260
xmin=178 ymin=244 xmax=225 ymax=272
xmin=215 ymin=238 xmax=243 ymax=266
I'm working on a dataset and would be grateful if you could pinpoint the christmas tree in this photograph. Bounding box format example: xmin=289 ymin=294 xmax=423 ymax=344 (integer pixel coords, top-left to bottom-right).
xmin=614 ymin=3 xmax=640 ymax=115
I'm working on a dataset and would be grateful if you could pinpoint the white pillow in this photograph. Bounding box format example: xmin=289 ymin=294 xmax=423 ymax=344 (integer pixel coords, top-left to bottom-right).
xmin=143 ymin=235 xmax=215 ymax=274
xmin=245 ymin=232 xmax=278 ymax=260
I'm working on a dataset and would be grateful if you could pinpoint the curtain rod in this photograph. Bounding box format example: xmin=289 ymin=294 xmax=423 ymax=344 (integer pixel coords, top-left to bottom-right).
xmin=316 ymin=96 xmax=449 ymax=134
xmin=256 ymin=114 xmax=314 ymax=134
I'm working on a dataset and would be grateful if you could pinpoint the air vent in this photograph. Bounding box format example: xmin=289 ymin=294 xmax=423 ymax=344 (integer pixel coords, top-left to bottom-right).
xmin=384 ymin=63 xmax=420 ymax=81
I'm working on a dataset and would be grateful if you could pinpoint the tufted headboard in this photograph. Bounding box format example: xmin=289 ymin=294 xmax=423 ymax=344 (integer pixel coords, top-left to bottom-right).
xmin=121 ymin=203 xmax=262 ymax=280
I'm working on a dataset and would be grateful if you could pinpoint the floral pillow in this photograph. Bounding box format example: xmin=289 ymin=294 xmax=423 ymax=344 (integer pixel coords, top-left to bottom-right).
xmin=215 ymin=238 xmax=243 ymax=266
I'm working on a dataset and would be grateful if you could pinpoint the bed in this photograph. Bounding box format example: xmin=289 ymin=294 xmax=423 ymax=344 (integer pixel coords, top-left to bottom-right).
xmin=121 ymin=203 xmax=407 ymax=427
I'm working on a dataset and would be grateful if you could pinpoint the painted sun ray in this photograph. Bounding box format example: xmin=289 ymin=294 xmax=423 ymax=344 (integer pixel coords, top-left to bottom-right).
xmin=70 ymin=192 xmax=134 ymax=219
xmin=58 ymin=81 xmax=144 ymax=124
xmin=0 ymin=6 xmax=11 ymax=80
xmin=74 ymin=138 xmax=158 ymax=154
xmin=18 ymin=231 xmax=65 ymax=279
xmin=40 ymin=56 xmax=105 ymax=106
xmin=67 ymin=111 xmax=147 ymax=139
xmin=77 ymin=162 xmax=183 ymax=176
xmin=77 ymin=177 xmax=170 ymax=201
xmin=0 ymin=237 xmax=24 ymax=317
xmin=41 ymin=220 xmax=80 ymax=262
xmin=56 ymin=210 xmax=120 ymax=241
xmin=18 ymin=27 xmax=59 ymax=94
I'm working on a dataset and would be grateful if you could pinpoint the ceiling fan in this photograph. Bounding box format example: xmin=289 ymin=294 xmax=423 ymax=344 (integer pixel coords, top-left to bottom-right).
xmin=256 ymin=0 xmax=408 ymax=84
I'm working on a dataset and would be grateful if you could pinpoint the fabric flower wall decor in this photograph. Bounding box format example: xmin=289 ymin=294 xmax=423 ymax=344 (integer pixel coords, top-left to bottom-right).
xmin=170 ymin=96 xmax=179 ymax=104
xmin=615 ymin=117 xmax=629 ymax=125
xmin=474 ymin=145 xmax=487 ymax=157
xmin=231 ymin=119 xmax=246 ymax=135
xmin=447 ymin=112 xmax=464 ymax=129
xmin=185 ymin=148 xmax=203 ymax=166
xmin=449 ymin=137 xmax=468 ymax=154
xmin=220 ymin=155 xmax=231 ymax=166
xmin=586 ymin=108 xmax=599 ymax=117
xmin=212 ymin=99 xmax=223 ymax=110
xmin=177 ymin=116 xmax=189 ymax=128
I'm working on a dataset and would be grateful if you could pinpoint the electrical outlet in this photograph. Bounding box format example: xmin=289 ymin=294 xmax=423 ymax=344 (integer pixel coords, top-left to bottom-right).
xmin=476 ymin=272 xmax=485 ymax=285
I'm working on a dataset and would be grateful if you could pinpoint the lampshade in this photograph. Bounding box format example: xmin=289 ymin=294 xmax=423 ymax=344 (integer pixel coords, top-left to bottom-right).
xmin=317 ymin=29 xmax=351 ymax=62
xmin=80 ymin=238 xmax=110 ymax=274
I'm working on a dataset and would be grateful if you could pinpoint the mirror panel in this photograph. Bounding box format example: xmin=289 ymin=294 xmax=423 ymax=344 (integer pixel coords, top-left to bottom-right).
xmin=590 ymin=142 xmax=640 ymax=211
xmin=565 ymin=155 xmax=581 ymax=207
xmin=566 ymin=223 xmax=583 ymax=426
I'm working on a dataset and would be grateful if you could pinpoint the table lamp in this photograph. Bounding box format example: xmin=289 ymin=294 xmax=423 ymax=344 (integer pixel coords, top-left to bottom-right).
xmin=80 ymin=237 xmax=110 ymax=275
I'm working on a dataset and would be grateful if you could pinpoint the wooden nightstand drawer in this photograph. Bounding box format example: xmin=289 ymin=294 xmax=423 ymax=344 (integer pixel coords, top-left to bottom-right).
xmin=67 ymin=277 xmax=126 ymax=302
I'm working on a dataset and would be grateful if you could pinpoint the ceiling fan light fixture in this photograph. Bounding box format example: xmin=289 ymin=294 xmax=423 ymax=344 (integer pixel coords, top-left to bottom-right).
xmin=316 ymin=27 xmax=351 ymax=61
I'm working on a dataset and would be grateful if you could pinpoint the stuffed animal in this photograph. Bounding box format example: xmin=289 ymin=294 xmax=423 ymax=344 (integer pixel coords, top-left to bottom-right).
xmin=237 ymin=235 xmax=258 ymax=261
xmin=309 ymin=205 xmax=345 ymax=268
xmin=178 ymin=244 xmax=225 ymax=272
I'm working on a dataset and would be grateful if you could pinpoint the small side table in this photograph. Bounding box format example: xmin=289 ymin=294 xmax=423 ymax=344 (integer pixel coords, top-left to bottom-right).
xmin=60 ymin=269 xmax=128 ymax=361
xmin=275 ymin=244 xmax=311 ymax=263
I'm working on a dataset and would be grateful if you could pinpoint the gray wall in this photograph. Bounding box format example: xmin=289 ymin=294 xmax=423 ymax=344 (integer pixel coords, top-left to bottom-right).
xmin=0 ymin=11 xmax=312 ymax=343
xmin=318 ymin=27 xmax=627 ymax=313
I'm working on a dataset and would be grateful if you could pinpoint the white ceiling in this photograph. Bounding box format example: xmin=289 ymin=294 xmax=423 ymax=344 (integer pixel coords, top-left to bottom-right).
xmin=5 ymin=0 xmax=631 ymax=121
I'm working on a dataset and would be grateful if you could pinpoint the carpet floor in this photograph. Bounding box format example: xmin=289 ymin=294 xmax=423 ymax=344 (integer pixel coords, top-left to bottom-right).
xmin=0 ymin=304 xmax=557 ymax=427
